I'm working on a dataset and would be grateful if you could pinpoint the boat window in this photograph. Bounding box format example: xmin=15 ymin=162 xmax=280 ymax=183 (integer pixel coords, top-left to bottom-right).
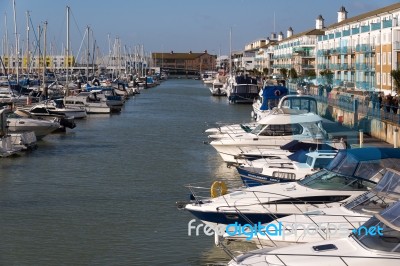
xmin=251 ymin=124 xmax=266 ymax=135
xmin=313 ymin=157 xmax=334 ymax=169
xmin=240 ymin=124 xmax=252 ymax=133
xmin=266 ymin=195 xmax=350 ymax=205
xmin=258 ymin=124 xmax=303 ymax=136
xmin=344 ymin=192 xmax=391 ymax=213
xmin=306 ymin=156 xmax=314 ymax=167
xmin=31 ymin=107 xmax=48 ymax=114
xmin=354 ymin=158 xmax=400 ymax=183
xmin=298 ymin=169 xmax=375 ymax=190
xmin=373 ymin=170 xmax=400 ymax=199
xmin=281 ymin=98 xmax=318 ymax=113
xmin=355 ymin=217 xmax=400 ymax=253
xmin=306 ymin=122 xmax=326 ymax=138
xmin=325 ymin=151 xmax=347 ymax=171
xmin=272 ymin=172 xmax=296 ymax=179
xmin=329 ymin=153 xmax=359 ymax=176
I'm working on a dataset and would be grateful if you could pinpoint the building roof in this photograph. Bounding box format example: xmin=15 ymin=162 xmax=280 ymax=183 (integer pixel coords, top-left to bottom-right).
xmin=278 ymin=28 xmax=325 ymax=44
xmin=326 ymin=2 xmax=400 ymax=30
xmin=151 ymin=52 xmax=214 ymax=60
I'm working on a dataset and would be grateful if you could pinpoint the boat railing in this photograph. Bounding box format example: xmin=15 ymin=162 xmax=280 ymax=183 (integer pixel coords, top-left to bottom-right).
xmin=233 ymin=253 xmax=400 ymax=266
xmin=184 ymin=179 xmax=243 ymax=205
xmin=275 ymin=212 xmax=370 ymax=243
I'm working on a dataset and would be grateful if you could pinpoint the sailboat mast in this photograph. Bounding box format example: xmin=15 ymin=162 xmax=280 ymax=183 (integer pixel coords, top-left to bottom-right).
xmin=66 ymin=5 xmax=70 ymax=94
xmin=86 ymin=26 xmax=89 ymax=80
xmin=26 ymin=11 xmax=30 ymax=75
xmin=42 ymin=21 xmax=47 ymax=88
xmin=4 ymin=13 xmax=9 ymax=74
xmin=12 ymin=0 xmax=19 ymax=83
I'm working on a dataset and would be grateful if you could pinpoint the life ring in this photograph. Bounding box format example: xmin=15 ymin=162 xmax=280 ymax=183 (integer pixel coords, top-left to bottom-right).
xmin=274 ymin=90 xmax=281 ymax=96
xmin=210 ymin=181 xmax=228 ymax=198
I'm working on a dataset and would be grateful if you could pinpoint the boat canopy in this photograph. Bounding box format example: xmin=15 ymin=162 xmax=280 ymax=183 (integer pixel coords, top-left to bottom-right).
xmin=259 ymin=86 xmax=288 ymax=111
xmin=372 ymin=169 xmax=400 ymax=200
xmin=375 ymin=200 xmax=400 ymax=231
xmin=325 ymin=148 xmax=400 ymax=182
xmin=258 ymin=112 xmax=322 ymax=125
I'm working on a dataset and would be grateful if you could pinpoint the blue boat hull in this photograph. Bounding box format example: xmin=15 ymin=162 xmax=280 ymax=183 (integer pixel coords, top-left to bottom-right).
xmin=186 ymin=207 xmax=287 ymax=225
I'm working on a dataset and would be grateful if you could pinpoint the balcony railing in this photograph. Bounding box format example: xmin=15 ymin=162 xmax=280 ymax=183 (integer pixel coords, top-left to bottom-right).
xmin=383 ymin=19 xmax=392 ymax=28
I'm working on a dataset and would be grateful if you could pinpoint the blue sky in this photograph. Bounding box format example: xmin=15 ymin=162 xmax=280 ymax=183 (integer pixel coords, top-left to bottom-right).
xmin=0 ymin=0 xmax=398 ymax=57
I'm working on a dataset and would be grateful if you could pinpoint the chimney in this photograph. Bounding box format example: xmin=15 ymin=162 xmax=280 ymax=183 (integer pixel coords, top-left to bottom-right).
xmin=278 ymin=31 xmax=284 ymax=41
xmin=270 ymin=32 xmax=277 ymax=40
xmin=204 ymin=50 xmax=208 ymax=53
xmin=337 ymin=6 xmax=348 ymax=23
xmin=316 ymin=15 xmax=324 ymax=30
xmin=170 ymin=51 xmax=174 ymax=54
xmin=287 ymin=27 xmax=293 ymax=38
xmin=189 ymin=50 xmax=192 ymax=54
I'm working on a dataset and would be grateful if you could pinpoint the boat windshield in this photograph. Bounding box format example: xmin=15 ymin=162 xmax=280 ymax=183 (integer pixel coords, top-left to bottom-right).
xmin=298 ymin=169 xmax=376 ymax=190
xmin=306 ymin=156 xmax=314 ymax=167
xmin=251 ymin=124 xmax=266 ymax=135
xmin=354 ymin=216 xmax=400 ymax=253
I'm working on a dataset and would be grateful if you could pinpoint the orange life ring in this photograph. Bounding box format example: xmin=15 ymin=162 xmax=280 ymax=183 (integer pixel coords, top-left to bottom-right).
xmin=210 ymin=181 xmax=228 ymax=198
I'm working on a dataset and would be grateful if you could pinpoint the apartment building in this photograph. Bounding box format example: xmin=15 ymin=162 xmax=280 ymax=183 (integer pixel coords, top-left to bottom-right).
xmin=272 ymin=24 xmax=323 ymax=77
xmin=2 ymin=55 xmax=75 ymax=73
xmin=151 ymin=51 xmax=216 ymax=72
xmin=317 ymin=3 xmax=400 ymax=93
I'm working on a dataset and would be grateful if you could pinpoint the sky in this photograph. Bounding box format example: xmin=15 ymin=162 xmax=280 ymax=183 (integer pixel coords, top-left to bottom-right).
xmin=0 ymin=0 xmax=399 ymax=58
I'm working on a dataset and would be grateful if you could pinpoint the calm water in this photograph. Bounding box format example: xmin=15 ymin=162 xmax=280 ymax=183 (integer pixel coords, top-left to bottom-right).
xmin=0 ymin=80 xmax=253 ymax=265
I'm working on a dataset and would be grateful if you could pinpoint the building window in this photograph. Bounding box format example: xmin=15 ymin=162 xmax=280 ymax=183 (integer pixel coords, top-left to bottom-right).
xmin=388 ymin=52 xmax=391 ymax=65
xmin=383 ymin=73 xmax=386 ymax=85
xmin=377 ymin=72 xmax=380 ymax=85
xmin=377 ymin=53 xmax=381 ymax=65
xmin=388 ymin=74 xmax=392 ymax=85
xmin=383 ymin=52 xmax=386 ymax=65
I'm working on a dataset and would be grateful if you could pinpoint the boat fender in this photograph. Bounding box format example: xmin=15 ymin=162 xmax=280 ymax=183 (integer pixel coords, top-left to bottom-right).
xmin=274 ymin=90 xmax=281 ymax=96
xmin=210 ymin=181 xmax=228 ymax=198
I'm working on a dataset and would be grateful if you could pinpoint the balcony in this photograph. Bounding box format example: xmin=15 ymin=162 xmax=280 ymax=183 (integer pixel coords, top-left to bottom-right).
xmin=371 ymin=22 xmax=381 ymax=31
xmin=342 ymin=30 xmax=350 ymax=37
xmin=351 ymin=27 xmax=360 ymax=34
xmin=383 ymin=19 xmax=392 ymax=29
xmin=361 ymin=25 xmax=370 ymax=33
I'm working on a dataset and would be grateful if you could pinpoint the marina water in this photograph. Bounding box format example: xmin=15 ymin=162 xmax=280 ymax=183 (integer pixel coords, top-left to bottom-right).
xmin=0 ymin=79 xmax=252 ymax=265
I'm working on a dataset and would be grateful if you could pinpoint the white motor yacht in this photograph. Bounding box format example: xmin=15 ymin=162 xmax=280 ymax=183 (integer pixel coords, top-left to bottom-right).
xmin=1 ymin=109 xmax=24 ymax=157
xmin=34 ymin=99 xmax=87 ymax=119
xmin=65 ymin=92 xmax=111 ymax=114
xmin=183 ymin=148 xmax=400 ymax=227
xmin=237 ymin=149 xmax=338 ymax=187
xmin=224 ymin=168 xmax=400 ymax=247
xmin=228 ymin=200 xmax=400 ymax=266
xmin=6 ymin=110 xmax=60 ymax=140
xmin=209 ymin=79 xmax=227 ymax=96
xmin=209 ymin=109 xmax=328 ymax=163
xmin=205 ymin=95 xmax=319 ymax=138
